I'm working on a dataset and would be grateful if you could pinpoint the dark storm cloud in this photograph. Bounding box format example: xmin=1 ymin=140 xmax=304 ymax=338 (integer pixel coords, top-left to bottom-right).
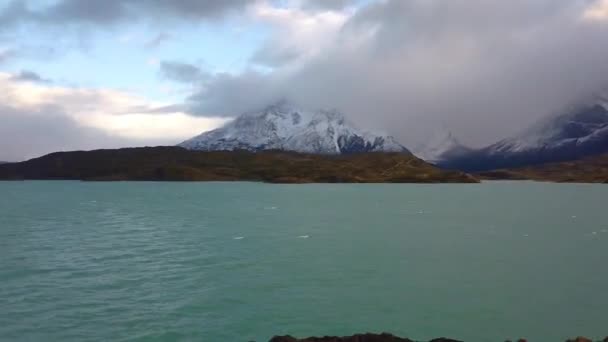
xmin=187 ymin=70 xmax=283 ymax=116
xmin=185 ymin=0 xmax=608 ymax=147
xmin=159 ymin=61 xmax=210 ymax=83
xmin=0 ymin=0 xmax=252 ymax=29
xmin=9 ymin=70 xmax=51 ymax=83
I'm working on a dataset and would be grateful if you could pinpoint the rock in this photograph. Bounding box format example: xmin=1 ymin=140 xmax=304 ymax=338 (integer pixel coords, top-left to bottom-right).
xmin=566 ymin=337 xmax=592 ymax=342
xmin=269 ymin=333 xmax=415 ymax=342
xmin=429 ymin=339 xmax=463 ymax=342
xmin=270 ymin=337 xmax=298 ymax=342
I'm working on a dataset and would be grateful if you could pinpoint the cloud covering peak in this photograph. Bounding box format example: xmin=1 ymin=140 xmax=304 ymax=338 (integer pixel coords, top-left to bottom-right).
xmin=2 ymin=0 xmax=608 ymax=160
xmin=179 ymin=0 xmax=608 ymax=147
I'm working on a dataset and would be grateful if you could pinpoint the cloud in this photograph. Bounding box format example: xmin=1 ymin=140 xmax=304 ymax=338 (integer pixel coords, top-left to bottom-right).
xmin=160 ymin=61 xmax=210 ymax=83
xmin=0 ymin=105 xmax=133 ymax=162
xmin=182 ymin=0 xmax=608 ymax=147
xmin=0 ymin=72 xmax=228 ymax=161
xmin=0 ymin=0 xmax=254 ymax=30
xmin=584 ymin=0 xmax=608 ymax=20
xmin=145 ymin=32 xmax=172 ymax=49
xmin=299 ymin=0 xmax=358 ymax=11
xmin=9 ymin=70 xmax=51 ymax=83
xmin=250 ymin=2 xmax=350 ymax=67
xmin=0 ymin=47 xmax=16 ymax=64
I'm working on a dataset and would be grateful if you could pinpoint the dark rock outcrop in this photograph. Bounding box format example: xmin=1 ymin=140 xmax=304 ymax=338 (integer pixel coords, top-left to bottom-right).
xmin=267 ymin=334 xmax=608 ymax=342
xmin=566 ymin=338 xmax=592 ymax=342
xmin=268 ymin=335 xmax=467 ymax=342
xmin=269 ymin=333 xmax=415 ymax=342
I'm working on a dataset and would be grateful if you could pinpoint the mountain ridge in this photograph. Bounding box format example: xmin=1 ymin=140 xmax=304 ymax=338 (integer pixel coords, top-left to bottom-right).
xmin=180 ymin=102 xmax=410 ymax=155
xmin=437 ymin=102 xmax=608 ymax=171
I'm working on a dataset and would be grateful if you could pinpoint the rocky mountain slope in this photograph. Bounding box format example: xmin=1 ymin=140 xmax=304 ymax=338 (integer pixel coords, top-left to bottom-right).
xmin=438 ymin=102 xmax=608 ymax=171
xmin=180 ymin=102 xmax=409 ymax=155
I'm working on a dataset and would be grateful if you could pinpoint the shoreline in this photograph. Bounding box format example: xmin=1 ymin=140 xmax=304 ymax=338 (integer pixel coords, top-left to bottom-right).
xmin=0 ymin=147 xmax=478 ymax=184
xmin=268 ymin=334 xmax=608 ymax=342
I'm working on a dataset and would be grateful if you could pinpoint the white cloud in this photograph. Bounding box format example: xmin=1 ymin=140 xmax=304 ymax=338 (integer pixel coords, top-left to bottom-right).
xmin=584 ymin=0 xmax=608 ymax=20
xmin=0 ymin=73 xmax=228 ymax=160
xmin=250 ymin=1 xmax=352 ymax=66
xmin=85 ymin=112 xmax=228 ymax=140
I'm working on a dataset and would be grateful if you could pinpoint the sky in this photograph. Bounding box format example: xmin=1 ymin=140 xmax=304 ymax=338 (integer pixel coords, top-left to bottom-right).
xmin=1 ymin=0 xmax=608 ymax=161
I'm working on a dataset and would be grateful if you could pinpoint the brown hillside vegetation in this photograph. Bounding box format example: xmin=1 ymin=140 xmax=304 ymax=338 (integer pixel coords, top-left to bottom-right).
xmin=0 ymin=147 xmax=478 ymax=183
xmin=477 ymin=153 xmax=608 ymax=183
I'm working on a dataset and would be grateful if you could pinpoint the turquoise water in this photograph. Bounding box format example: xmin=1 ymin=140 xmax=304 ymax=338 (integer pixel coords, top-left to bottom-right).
xmin=0 ymin=181 xmax=607 ymax=342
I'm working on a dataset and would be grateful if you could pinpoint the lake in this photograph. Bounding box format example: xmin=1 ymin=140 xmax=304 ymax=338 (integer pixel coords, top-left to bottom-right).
xmin=0 ymin=181 xmax=607 ymax=341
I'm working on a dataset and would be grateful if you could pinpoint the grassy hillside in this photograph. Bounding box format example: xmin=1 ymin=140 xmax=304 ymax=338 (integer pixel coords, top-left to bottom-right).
xmin=0 ymin=147 xmax=478 ymax=183
xmin=477 ymin=153 xmax=608 ymax=183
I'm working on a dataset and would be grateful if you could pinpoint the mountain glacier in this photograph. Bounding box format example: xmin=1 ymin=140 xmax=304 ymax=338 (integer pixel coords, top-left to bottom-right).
xmin=179 ymin=102 xmax=409 ymax=154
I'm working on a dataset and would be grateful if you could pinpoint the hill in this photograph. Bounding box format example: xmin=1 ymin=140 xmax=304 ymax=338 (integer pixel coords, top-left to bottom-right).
xmin=477 ymin=153 xmax=608 ymax=183
xmin=0 ymin=147 xmax=477 ymax=183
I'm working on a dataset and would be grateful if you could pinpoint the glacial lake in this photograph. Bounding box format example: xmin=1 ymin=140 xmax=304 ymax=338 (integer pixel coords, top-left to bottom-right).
xmin=1 ymin=181 xmax=607 ymax=341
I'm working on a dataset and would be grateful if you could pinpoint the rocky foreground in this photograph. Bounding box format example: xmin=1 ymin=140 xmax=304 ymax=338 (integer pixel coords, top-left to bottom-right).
xmin=269 ymin=334 xmax=459 ymax=342
xmin=0 ymin=147 xmax=477 ymax=183
xmin=268 ymin=334 xmax=607 ymax=342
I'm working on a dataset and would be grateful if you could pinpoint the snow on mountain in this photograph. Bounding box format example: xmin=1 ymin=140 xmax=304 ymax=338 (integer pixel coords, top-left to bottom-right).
xmin=489 ymin=103 xmax=608 ymax=154
xmin=179 ymin=102 xmax=410 ymax=154
xmin=412 ymin=129 xmax=471 ymax=163
xmin=438 ymin=101 xmax=608 ymax=171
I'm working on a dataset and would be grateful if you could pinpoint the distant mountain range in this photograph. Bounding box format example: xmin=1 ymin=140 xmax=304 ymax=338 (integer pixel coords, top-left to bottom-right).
xmin=4 ymin=98 xmax=606 ymax=182
xmin=179 ymin=99 xmax=608 ymax=178
xmin=430 ymin=101 xmax=608 ymax=172
xmin=180 ymin=102 xmax=409 ymax=154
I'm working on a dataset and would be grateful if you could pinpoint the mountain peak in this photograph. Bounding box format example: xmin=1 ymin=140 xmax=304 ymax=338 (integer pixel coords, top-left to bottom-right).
xmin=179 ymin=103 xmax=409 ymax=155
xmin=412 ymin=129 xmax=470 ymax=163
xmin=437 ymin=99 xmax=608 ymax=171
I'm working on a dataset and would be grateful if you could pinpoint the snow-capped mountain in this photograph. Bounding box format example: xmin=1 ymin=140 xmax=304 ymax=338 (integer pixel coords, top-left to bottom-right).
xmin=412 ymin=129 xmax=471 ymax=164
xmin=179 ymin=102 xmax=410 ymax=154
xmin=438 ymin=101 xmax=608 ymax=171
